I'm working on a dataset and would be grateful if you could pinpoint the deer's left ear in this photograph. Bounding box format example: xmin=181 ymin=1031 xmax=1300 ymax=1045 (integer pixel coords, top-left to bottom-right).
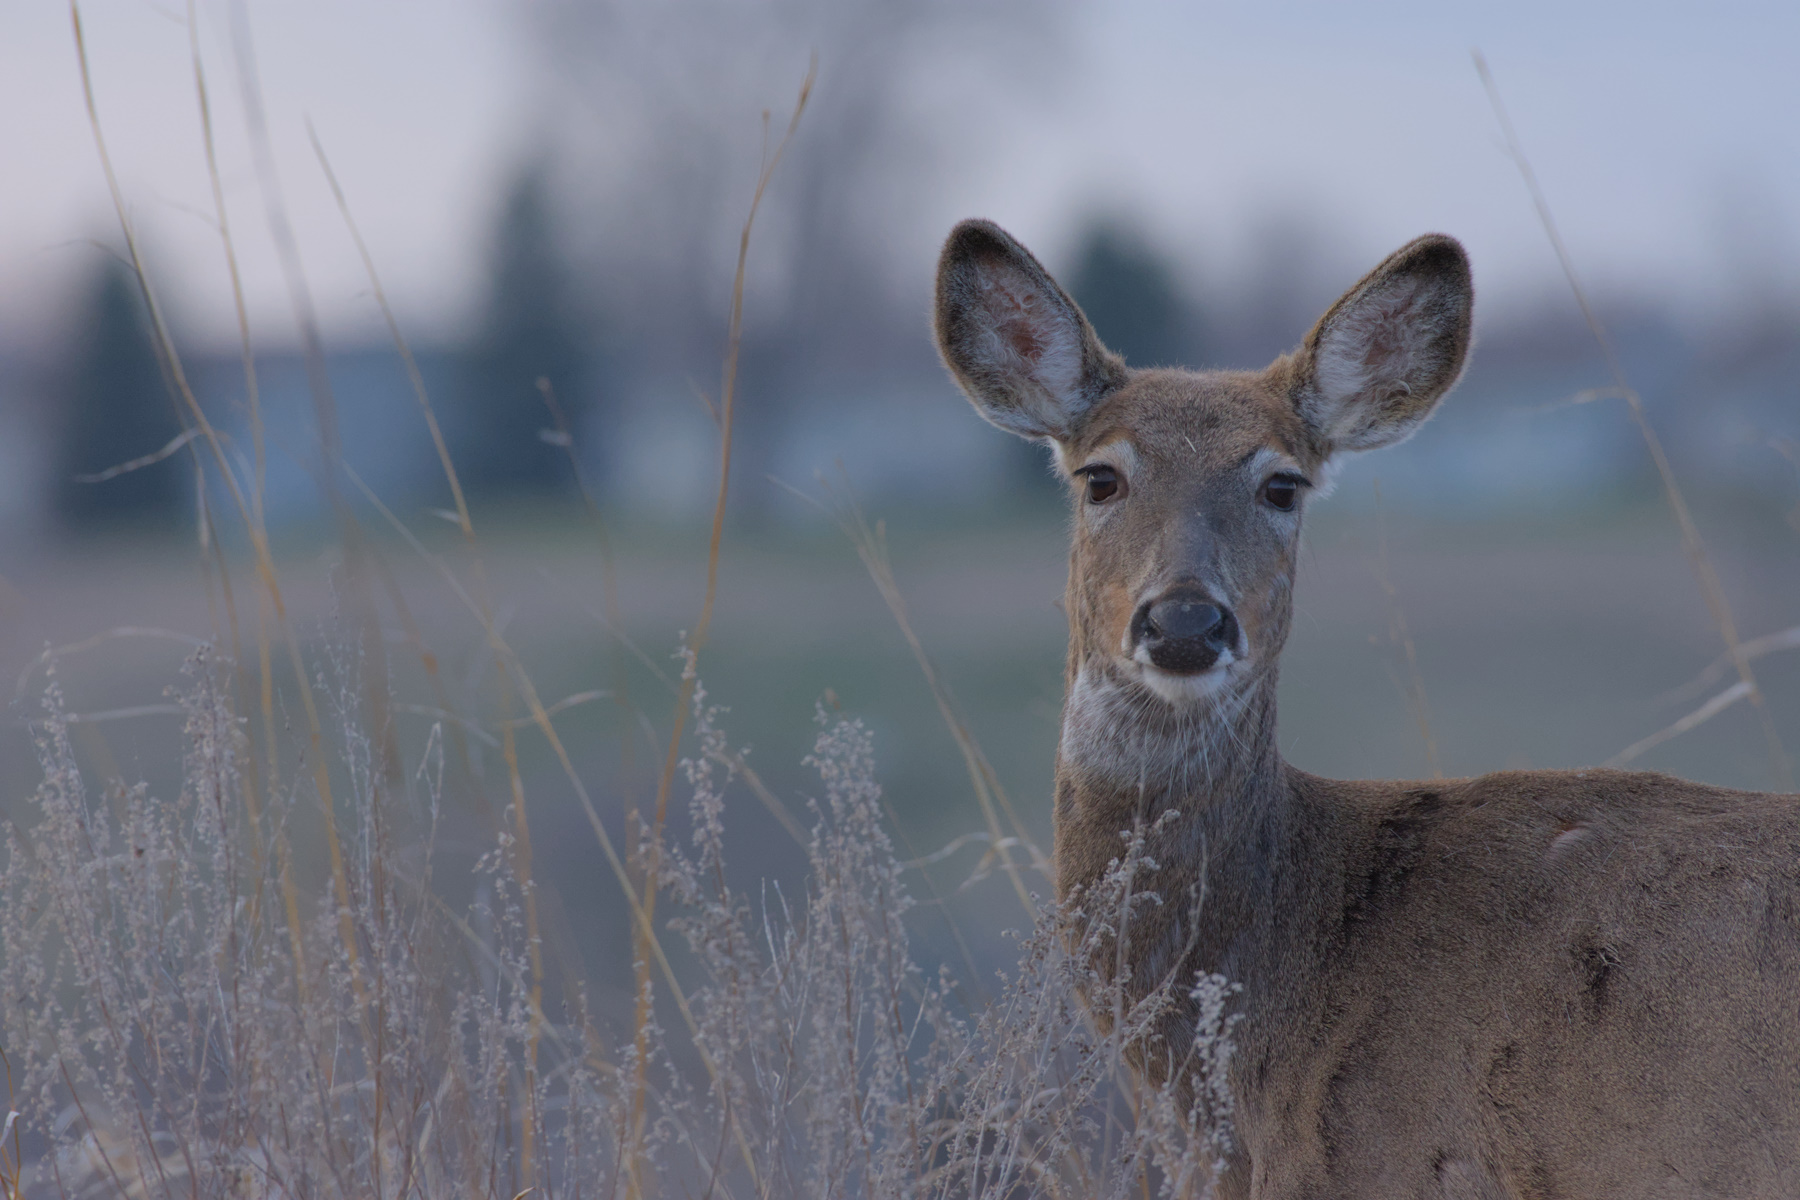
xmin=1291 ymin=234 xmax=1473 ymax=454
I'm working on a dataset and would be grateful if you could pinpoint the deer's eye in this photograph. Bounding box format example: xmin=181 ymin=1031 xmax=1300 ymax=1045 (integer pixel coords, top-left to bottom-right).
xmin=1260 ymin=474 xmax=1305 ymax=512
xmin=1082 ymin=465 xmax=1122 ymax=505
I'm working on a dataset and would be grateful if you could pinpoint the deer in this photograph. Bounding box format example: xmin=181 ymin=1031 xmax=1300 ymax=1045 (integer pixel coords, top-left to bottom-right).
xmin=932 ymin=218 xmax=1800 ymax=1199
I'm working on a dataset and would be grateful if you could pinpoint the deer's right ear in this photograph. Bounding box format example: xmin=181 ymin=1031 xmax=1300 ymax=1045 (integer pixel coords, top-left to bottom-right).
xmin=934 ymin=219 xmax=1126 ymax=442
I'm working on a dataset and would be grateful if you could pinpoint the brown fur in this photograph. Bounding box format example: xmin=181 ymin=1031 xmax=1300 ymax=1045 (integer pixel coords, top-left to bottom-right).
xmin=934 ymin=218 xmax=1800 ymax=1198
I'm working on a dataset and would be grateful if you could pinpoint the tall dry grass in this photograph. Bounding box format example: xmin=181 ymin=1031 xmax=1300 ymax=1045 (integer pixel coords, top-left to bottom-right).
xmin=1475 ymin=51 xmax=1795 ymax=787
xmin=9 ymin=13 xmax=1796 ymax=1199
xmin=3 ymin=648 xmax=1238 ymax=1199
xmin=0 ymin=9 xmax=1242 ymax=1198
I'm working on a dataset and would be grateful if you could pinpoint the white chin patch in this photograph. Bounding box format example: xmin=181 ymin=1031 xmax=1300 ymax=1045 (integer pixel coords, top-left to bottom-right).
xmin=1127 ymin=648 xmax=1240 ymax=707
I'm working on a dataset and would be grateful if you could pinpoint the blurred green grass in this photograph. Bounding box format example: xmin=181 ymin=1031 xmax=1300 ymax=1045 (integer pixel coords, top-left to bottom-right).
xmin=6 ymin=485 xmax=1797 ymax=1002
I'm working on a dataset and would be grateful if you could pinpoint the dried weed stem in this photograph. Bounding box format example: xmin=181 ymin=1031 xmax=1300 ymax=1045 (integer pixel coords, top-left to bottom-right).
xmin=1475 ymin=50 xmax=1793 ymax=789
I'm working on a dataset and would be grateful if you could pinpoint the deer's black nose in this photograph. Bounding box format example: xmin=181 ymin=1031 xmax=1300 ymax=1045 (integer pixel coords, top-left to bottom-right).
xmin=1131 ymin=592 xmax=1239 ymax=674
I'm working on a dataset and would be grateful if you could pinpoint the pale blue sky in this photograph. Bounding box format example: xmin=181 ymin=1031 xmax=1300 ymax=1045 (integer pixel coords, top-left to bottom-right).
xmin=2 ymin=0 xmax=1795 ymax=351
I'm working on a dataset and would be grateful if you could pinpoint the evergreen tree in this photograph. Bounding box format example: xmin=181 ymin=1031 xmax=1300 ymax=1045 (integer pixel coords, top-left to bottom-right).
xmin=1067 ymin=219 xmax=1199 ymax=369
xmin=54 ymin=258 xmax=185 ymax=529
xmin=458 ymin=164 xmax=588 ymax=496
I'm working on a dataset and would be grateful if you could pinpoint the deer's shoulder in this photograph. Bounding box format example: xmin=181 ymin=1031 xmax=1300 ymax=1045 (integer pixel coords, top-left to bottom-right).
xmin=1297 ymin=766 xmax=1800 ymax=942
xmin=1312 ymin=765 xmax=1799 ymax=853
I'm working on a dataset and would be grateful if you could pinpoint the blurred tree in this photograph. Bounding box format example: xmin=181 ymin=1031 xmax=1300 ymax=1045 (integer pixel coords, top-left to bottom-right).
xmin=532 ymin=0 xmax=1064 ymax=516
xmin=1224 ymin=211 xmax=1343 ymax=365
xmin=53 ymin=257 xmax=185 ymax=529
xmin=458 ymin=162 xmax=589 ymax=496
xmin=1066 ymin=217 xmax=1199 ymax=369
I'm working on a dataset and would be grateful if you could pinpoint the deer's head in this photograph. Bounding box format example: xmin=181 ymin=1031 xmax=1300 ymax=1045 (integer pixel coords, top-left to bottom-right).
xmin=934 ymin=220 xmax=1472 ymax=717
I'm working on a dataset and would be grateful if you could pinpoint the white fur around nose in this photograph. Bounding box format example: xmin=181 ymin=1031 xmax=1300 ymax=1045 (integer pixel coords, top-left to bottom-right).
xmin=1131 ymin=650 xmax=1238 ymax=705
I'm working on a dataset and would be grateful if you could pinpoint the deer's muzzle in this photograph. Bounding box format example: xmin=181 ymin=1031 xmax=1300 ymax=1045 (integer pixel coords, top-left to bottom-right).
xmin=1130 ymin=589 xmax=1239 ymax=675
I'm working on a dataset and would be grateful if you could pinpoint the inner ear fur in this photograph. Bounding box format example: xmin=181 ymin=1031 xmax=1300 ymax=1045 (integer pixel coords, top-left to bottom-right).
xmin=934 ymin=218 xmax=1127 ymax=442
xmin=1291 ymin=234 xmax=1474 ymax=454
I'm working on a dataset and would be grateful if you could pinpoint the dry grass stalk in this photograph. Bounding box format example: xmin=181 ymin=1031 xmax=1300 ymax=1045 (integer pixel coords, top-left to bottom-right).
xmin=185 ymin=0 xmax=301 ymax=1019
xmin=27 ymin=12 xmax=1251 ymax=1197
xmin=1475 ymin=50 xmax=1794 ymax=789
xmin=536 ymin=375 xmax=638 ymax=830
xmin=628 ymin=63 xmax=815 ymax=1197
xmin=308 ymin=119 xmax=561 ymax=1182
xmin=72 ymin=0 xmax=365 ymax=1015
xmin=1368 ymin=480 xmax=1441 ymax=778
xmin=6 ymin=643 xmax=1242 ymax=1199
xmin=813 ymin=475 xmax=1046 ymax=911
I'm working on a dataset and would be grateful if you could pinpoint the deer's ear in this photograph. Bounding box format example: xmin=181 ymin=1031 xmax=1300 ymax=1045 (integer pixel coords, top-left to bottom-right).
xmin=935 ymin=219 xmax=1127 ymax=442
xmin=1291 ymin=234 xmax=1473 ymax=454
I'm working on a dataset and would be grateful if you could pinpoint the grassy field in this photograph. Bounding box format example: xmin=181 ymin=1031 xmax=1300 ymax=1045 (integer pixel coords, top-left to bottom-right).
xmin=8 ymin=487 xmax=1796 ymax=1002
xmin=4 ymin=433 xmax=1797 ymax=1200
xmin=7 ymin=12 xmax=1797 ymax=1192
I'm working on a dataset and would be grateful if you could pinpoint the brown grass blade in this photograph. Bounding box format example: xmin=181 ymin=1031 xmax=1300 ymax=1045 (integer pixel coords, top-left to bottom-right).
xmin=1661 ymin=624 xmax=1800 ymax=709
xmin=1369 ymin=480 xmax=1441 ymax=779
xmin=1606 ymin=681 xmax=1753 ymax=769
xmin=627 ymin=61 xmax=815 ymax=1197
xmin=340 ymin=462 xmax=763 ymax=1191
xmin=811 ymin=473 xmax=1044 ymax=913
xmin=73 ymin=0 xmax=361 ymax=1006
xmin=1475 ymin=50 xmax=1793 ymax=790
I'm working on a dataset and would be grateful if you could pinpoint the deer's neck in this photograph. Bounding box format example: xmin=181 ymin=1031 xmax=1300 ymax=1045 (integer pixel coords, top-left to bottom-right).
xmin=1058 ymin=658 xmax=1282 ymax=805
xmin=1054 ymin=658 xmax=1323 ymax=984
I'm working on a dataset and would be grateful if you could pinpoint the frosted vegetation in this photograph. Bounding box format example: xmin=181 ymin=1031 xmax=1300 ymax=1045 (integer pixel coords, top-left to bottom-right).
xmin=18 ymin=17 xmax=1785 ymax=1196
xmin=0 ymin=33 xmax=1246 ymax=1195
xmin=0 ymin=646 xmax=1241 ymax=1198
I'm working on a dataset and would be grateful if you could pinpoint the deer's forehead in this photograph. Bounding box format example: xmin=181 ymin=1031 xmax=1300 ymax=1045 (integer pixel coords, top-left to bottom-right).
xmin=1070 ymin=372 xmax=1310 ymax=473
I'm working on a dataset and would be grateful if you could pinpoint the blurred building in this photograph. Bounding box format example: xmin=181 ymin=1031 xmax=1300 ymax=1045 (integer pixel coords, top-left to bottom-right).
xmin=3 ymin=204 xmax=1795 ymax=543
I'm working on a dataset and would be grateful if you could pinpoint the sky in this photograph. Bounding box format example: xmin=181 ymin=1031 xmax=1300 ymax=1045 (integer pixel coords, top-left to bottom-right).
xmin=2 ymin=0 xmax=1796 ymax=354
xmin=0 ymin=0 xmax=534 ymax=352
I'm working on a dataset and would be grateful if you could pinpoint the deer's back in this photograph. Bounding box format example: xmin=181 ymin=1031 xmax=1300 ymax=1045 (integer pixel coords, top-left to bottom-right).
xmin=1248 ymin=767 xmax=1800 ymax=1199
